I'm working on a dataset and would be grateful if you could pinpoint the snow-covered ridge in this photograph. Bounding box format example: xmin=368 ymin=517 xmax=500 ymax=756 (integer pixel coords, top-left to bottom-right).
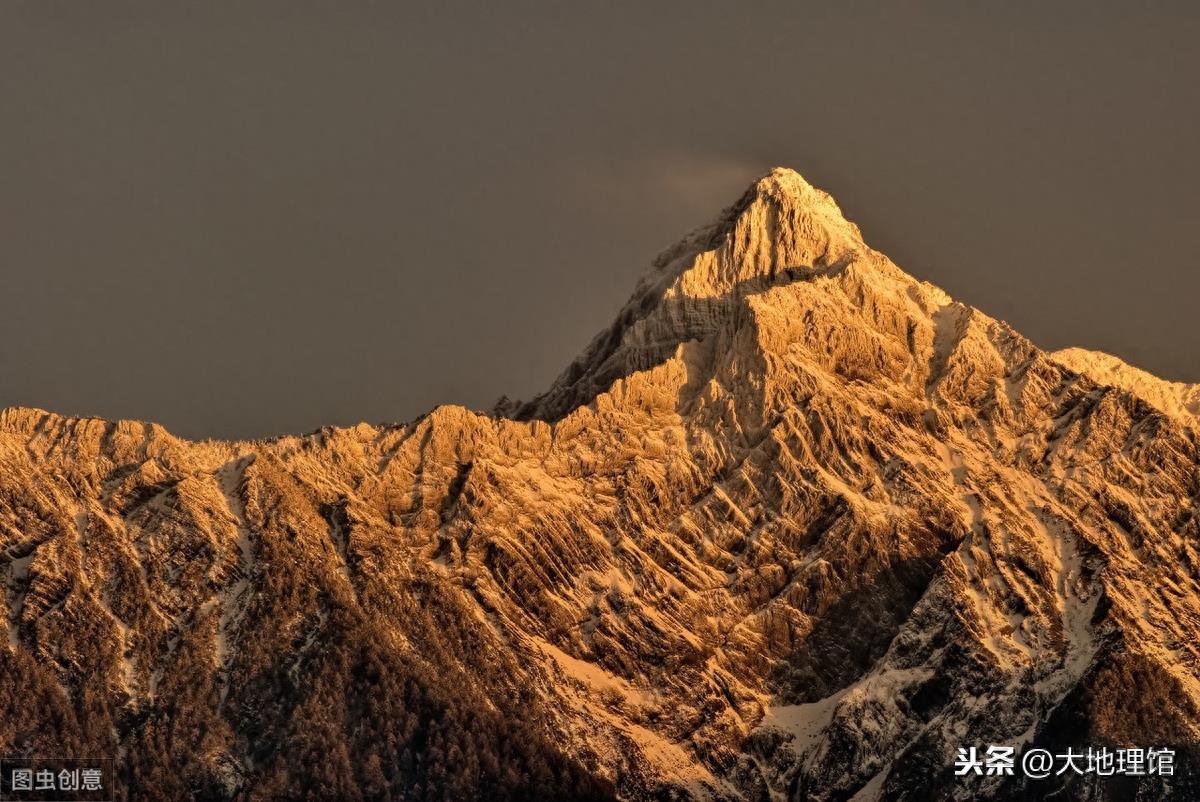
xmin=1052 ymin=346 xmax=1200 ymax=426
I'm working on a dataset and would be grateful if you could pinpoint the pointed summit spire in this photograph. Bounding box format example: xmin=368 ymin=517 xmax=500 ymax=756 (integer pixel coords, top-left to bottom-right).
xmin=743 ymin=167 xmax=861 ymax=242
xmin=659 ymin=167 xmax=866 ymax=300
xmin=512 ymin=168 xmax=875 ymax=420
xmin=742 ymin=166 xmax=832 ymax=206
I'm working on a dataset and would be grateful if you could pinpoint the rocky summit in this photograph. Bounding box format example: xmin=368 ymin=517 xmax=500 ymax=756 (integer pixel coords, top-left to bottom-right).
xmin=3 ymin=168 xmax=1199 ymax=801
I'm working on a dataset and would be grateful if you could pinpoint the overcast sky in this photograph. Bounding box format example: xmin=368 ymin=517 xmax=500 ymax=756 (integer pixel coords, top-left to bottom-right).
xmin=2 ymin=3 xmax=1198 ymax=440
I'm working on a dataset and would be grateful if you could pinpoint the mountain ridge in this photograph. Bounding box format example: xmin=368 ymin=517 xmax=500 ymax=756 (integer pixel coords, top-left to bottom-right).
xmin=6 ymin=168 xmax=1192 ymax=442
xmin=1051 ymin=347 xmax=1200 ymax=427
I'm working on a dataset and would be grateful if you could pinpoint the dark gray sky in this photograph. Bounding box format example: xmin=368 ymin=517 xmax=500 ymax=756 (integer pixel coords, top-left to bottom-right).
xmin=2 ymin=3 xmax=1198 ymax=440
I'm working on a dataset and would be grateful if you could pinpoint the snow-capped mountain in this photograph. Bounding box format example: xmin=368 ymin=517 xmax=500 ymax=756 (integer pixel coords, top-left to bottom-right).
xmin=3 ymin=169 xmax=1198 ymax=801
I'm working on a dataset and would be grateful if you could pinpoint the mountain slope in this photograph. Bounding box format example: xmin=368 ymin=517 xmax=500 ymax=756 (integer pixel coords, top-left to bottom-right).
xmin=2 ymin=168 xmax=1199 ymax=801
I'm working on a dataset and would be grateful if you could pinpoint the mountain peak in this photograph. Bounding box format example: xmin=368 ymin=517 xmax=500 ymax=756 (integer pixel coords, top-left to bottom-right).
xmin=512 ymin=169 xmax=883 ymax=420
xmin=750 ymin=164 xmax=813 ymax=191
xmin=746 ymin=165 xmax=826 ymax=203
xmin=736 ymin=166 xmax=857 ymax=228
xmin=649 ymin=167 xmax=866 ymax=301
xmin=736 ymin=166 xmax=859 ymax=237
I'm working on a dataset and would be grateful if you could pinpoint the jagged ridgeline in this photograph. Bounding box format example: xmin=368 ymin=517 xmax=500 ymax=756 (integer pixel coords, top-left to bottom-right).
xmin=3 ymin=169 xmax=1199 ymax=801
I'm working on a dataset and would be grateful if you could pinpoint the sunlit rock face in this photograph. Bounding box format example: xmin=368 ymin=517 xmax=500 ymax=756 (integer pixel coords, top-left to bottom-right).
xmin=3 ymin=168 xmax=1199 ymax=801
